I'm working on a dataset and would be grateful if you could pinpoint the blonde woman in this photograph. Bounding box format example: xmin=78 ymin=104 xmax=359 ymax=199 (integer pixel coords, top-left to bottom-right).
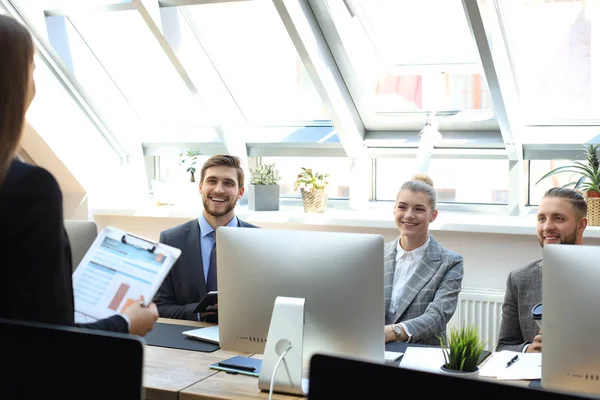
xmin=0 ymin=15 xmax=158 ymax=335
xmin=384 ymin=174 xmax=464 ymax=345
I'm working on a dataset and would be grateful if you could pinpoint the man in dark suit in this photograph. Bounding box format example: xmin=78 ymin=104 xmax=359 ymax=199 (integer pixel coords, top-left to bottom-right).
xmin=154 ymin=155 xmax=258 ymax=321
xmin=496 ymin=187 xmax=588 ymax=353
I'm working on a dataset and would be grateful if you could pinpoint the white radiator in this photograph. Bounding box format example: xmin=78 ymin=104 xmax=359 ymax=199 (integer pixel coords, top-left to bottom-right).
xmin=452 ymin=287 xmax=505 ymax=352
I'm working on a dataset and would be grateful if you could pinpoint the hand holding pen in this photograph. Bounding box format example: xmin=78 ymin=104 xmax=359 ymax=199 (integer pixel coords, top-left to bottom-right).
xmin=505 ymin=354 xmax=519 ymax=368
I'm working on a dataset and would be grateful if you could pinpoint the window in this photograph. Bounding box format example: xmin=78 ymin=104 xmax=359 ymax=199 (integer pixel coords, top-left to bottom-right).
xmin=261 ymin=157 xmax=350 ymax=199
xmin=326 ymin=0 xmax=494 ymax=130
xmin=184 ymin=1 xmax=329 ymax=129
xmin=376 ymin=158 xmax=509 ymax=204
xmin=498 ymin=0 xmax=597 ymax=123
xmin=529 ymin=159 xmax=573 ymax=206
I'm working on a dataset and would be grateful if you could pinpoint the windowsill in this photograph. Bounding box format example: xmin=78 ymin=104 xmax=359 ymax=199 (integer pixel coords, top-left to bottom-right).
xmin=90 ymin=198 xmax=600 ymax=238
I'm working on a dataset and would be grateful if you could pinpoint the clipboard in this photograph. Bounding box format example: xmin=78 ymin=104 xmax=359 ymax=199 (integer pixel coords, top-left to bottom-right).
xmin=72 ymin=226 xmax=181 ymax=322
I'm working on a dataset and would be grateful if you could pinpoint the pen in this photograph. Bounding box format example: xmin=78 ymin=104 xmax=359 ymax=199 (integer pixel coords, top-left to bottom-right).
xmin=505 ymin=355 xmax=519 ymax=368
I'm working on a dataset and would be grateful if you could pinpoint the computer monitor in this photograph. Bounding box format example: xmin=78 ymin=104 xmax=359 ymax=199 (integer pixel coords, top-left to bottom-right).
xmin=0 ymin=317 xmax=144 ymax=399
xmin=309 ymin=353 xmax=592 ymax=400
xmin=542 ymin=244 xmax=600 ymax=397
xmin=216 ymin=227 xmax=385 ymax=392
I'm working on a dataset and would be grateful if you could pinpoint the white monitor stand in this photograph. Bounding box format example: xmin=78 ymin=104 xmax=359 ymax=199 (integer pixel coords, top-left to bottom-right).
xmin=258 ymin=296 xmax=309 ymax=396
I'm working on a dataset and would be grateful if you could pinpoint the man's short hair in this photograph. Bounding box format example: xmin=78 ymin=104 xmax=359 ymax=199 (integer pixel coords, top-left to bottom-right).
xmin=542 ymin=187 xmax=587 ymax=219
xmin=199 ymin=155 xmax=245 ymax=188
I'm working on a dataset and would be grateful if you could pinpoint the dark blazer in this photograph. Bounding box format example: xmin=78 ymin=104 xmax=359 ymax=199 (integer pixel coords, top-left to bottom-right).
xmin=154 ymin=218 xmax=258 ymax=320
xmin=0 ymin=159 xmax=127 ymax=333
xmin=496 ymin=259 xmax=542 ymax=352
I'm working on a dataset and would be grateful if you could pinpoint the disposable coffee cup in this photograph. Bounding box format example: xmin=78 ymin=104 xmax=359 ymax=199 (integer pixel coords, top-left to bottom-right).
xmin=531 ymin=303 xmax=542 ymax=329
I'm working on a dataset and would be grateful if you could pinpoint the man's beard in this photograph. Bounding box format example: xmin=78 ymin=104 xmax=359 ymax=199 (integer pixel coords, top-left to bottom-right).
xmin=202 ymin=196 xmax=235 ymax=218
xmin=539 ymin=229 xmax=578 ymax=247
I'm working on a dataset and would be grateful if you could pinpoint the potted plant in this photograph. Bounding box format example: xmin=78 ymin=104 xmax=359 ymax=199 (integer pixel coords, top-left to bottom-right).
xmin=179 ymin=148 xmax=201 ymax=182
xmin=536 ymin=143 xmax=600 ymax=197
xmin=439 ymin=325 xmax=485 ymax=377
xmin=248 ymin=163 xmax=281 ymax=211
xmin=294 ymin=167 xmax=329 ymax=213
xmin=536 ymin=143 xmax=600 ymax=226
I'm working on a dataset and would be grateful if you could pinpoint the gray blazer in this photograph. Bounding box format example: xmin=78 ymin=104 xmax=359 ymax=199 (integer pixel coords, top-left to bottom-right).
xmin=384 ymin=234 xmax=464 ymax=345
xmin=496 ymin=259 xmax=542 ymax=352
xmin=153 ymin=218 xmax=258 ymax=320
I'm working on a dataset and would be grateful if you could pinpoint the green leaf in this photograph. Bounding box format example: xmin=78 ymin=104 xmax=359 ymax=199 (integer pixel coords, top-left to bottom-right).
xmin=536 ymin=143 xmax=600 ymax=193
xmin=249 ymin=163 xmax=280 ymax=185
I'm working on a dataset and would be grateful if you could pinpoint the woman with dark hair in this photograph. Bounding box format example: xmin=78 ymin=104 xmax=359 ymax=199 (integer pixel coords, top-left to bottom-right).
xmin=0 ymin=15 xmax=158 ymax=335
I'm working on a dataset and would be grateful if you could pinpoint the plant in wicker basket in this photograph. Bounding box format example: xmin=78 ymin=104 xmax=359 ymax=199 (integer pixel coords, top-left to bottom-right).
xmin=536 ymin=143 xmax=600 ymax=225
xmin=536 ymin=143 xmax=600 ymax=196
xmin=294 ymin=167 xmax=330 ymax=213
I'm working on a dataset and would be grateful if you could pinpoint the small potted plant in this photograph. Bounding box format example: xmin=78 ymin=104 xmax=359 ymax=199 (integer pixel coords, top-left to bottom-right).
xmin=179 ymin=148 xmax=201 ymax=182
xmin=248 ymin=163 xmax=281 ymax=211
xmin=439 ymin=325 xmax=485 ymax=377
xmin=536 ymin=143 xmax=600 ymax=225
xmin=294 ymin=167 xmax=329 ymax=213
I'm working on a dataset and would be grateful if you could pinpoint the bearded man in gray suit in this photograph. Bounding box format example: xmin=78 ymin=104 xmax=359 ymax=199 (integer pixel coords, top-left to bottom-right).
xmin=496 ymin=187 xmax=588 ymax=353
xmin=384 ymin=174 xmax=464 ymax=346
xmin=153 ymin=155 xmax=258 ymax=321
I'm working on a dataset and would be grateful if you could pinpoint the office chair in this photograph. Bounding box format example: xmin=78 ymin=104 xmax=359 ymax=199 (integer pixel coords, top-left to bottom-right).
xmin=64 ymin=219 xmax=98 ymax=269
xmin=0 ymin=317 xmax=145 ymax=399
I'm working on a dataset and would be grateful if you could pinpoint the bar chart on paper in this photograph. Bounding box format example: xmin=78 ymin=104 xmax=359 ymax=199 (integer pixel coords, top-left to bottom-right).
xmin=72 ymin=227 xmax=180 ymax=321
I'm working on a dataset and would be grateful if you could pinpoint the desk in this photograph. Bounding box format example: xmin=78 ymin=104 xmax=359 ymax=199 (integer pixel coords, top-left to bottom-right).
xmin=143 ymin=320 xmax=529 ymax=399
xmin=179 ymin=354 xmax=305 ymax=400
xmin=143 ymin=319 xmax=302 ymax=400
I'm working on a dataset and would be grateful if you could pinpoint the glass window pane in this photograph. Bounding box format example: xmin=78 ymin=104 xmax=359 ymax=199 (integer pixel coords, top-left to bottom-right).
xmin=342 ymin=0 xmax=493 ymax=116
xmin=26 ymin=53 xmax=122 ymax=192
xmin=68 ymin=10 xmax=217 ymax=140
xmin=357 ymin=0 xmax=478 ymax=66
xmin=45 ymin=15 xmax=141 ymax=141
xmin=529 ymin=160 xmax=574 ymax=206
xmin=185 ymin=0 xmax=330 ymax=126
xmin=498 ymin=0 xmax=598 ymax=122
xmin=249 ymin=124 xmax=339 ymax=143
xmin=372 ymin=72 xmax=492 ymax=115
xmin=261 ymin=157 xmax=350 ymax=199
xmin=376 ymin=158 xmax=509 ymax=204
xmin=158 ymin=153 xmax=210 ymax=184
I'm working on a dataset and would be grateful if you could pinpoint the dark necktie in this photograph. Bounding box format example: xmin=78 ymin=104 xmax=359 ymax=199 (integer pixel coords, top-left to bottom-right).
xmin=206 ymin=237 xmax=218 ymax=291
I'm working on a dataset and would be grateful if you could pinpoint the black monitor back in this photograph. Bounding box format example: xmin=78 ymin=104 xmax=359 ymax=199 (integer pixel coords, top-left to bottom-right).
xmin=308 ymin=353 xmax=594 ymax=400
xmin=0 ymin=318 xmax=144 ymax=399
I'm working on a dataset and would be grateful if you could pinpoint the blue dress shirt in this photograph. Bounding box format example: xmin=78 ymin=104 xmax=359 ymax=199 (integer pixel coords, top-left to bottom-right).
xmin=197 ymin=214 xmax=239 ymax=283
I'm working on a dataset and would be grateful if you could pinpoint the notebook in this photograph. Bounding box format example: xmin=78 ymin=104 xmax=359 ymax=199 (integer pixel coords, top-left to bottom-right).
xmin=182 ymin=325 xmax=220 ymax=344
xmin=209 ymin=355 xmax=262 ymax=377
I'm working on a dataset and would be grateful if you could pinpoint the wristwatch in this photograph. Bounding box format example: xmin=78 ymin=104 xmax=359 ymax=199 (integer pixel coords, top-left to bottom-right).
xmin=392 ymin=324 xmax=403 ymax=341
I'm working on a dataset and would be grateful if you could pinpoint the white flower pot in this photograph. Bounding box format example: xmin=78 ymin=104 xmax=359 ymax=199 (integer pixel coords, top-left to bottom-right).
xmin=439 ymin=365 xmax=480 ymax=378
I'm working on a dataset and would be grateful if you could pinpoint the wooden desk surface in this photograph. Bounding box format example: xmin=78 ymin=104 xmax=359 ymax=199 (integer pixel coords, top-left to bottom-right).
xmin=147 ymin=320 xmax=529 ymax=399
xmin=144 ymin=345 xmax=239 ymax=400
xmin=179 ymin=354 xmax=305 ymax=400
xmin=144 ymin=319 xmax=304 ymax=400
xmin=143 ymin=318 xmax=232 ymax=400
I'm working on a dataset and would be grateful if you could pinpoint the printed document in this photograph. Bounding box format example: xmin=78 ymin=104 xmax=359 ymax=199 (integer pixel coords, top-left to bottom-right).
xmin=479 ymin=350 xmax=542 ymax=380
xmin=399 ymin=347 xmax=446 ymax=374
xmin=72 ymin=227 xmax=181 ymax=322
